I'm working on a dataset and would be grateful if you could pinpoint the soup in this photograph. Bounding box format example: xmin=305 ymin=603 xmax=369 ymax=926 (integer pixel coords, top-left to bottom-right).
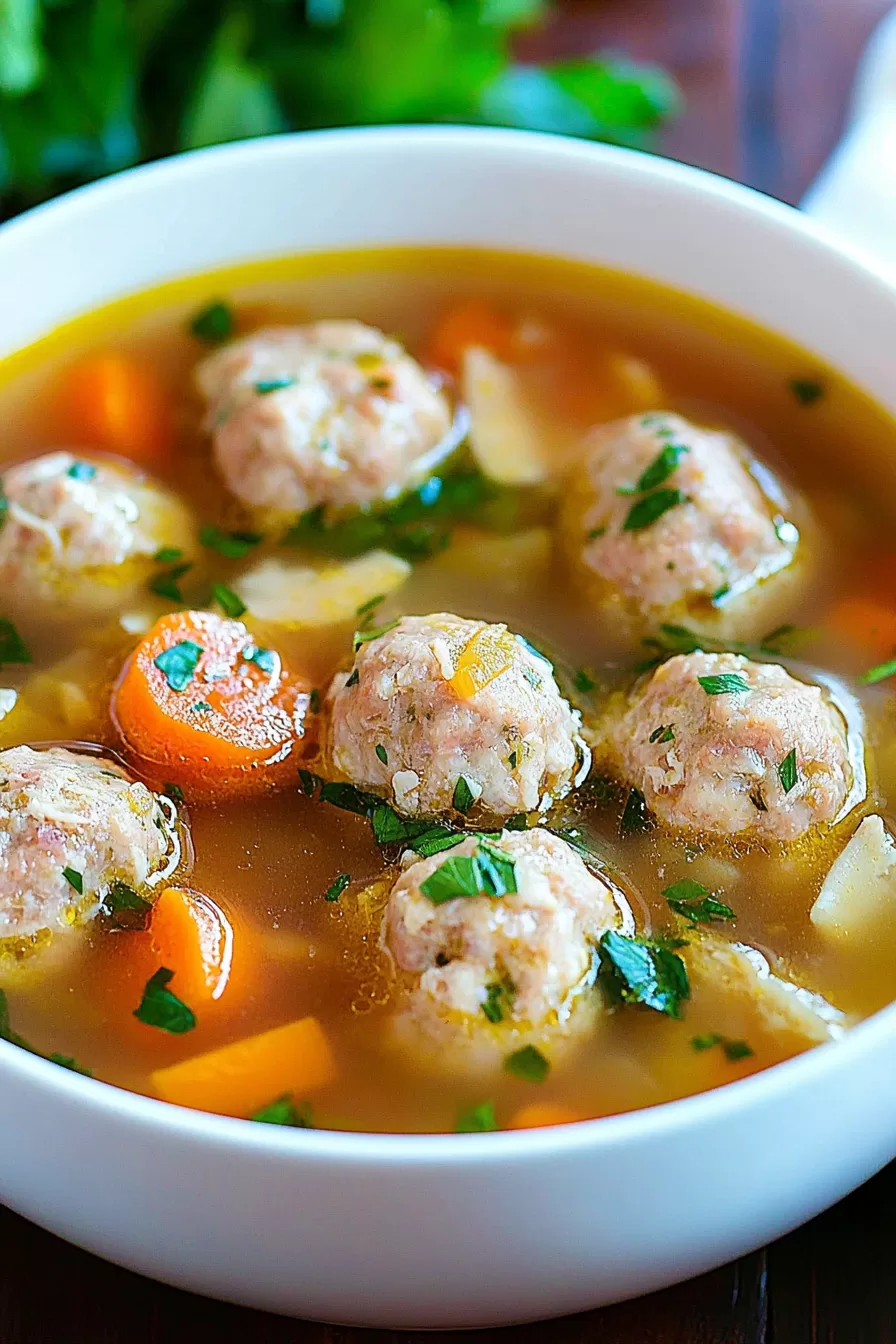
xmin=1 ymin=247 xmax=895 ymax=1135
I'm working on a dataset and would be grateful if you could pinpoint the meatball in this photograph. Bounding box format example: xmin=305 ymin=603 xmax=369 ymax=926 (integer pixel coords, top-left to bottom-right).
xmin=195 ymin=321 xmax=455 ymax=517
xmin=562 ymin=412 xmax=803 ymax=638
xmin=0 ymin=746 xmax=182 ymax=940
xmin=384 ymin=828 xmax=622 ymax=1030
xmin=0 ymin=451 xmax=197 ymax=620
xmin=602 ymin=651 xmax=856 ymax=843
xmin=324 ymin=613 xmax=588 ymax=818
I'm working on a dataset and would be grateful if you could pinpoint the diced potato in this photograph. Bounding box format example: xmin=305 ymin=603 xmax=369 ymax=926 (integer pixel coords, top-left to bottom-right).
xmin=234 ymin=550 xmax=410 ymax=628
xmin=432 ymin=526 xmax=552 ymax=591
xmin=462 ymin=345 xmax=551 ymax=485
xmin=811 ymin=815 xmax=896 ymax=942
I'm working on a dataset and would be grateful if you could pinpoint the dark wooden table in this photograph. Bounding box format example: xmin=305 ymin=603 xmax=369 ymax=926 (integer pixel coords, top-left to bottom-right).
xmin=4 ymin=1 xmax=896 ymax=1340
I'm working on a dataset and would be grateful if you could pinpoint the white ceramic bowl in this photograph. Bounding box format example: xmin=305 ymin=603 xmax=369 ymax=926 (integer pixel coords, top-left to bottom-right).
xmin=1 ymin=126 xmax=896 ymax=1331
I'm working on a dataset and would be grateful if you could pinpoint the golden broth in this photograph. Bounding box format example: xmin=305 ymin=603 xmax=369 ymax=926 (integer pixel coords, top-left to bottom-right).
xmin=2 ymin=247 xmax=896 ymax=1133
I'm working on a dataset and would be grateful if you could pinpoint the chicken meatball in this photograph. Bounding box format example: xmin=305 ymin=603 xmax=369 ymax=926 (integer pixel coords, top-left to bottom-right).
xmin=602 ymin=652 xmax=856 ymax=843
xmin=385 ymin=828 xmax=622 ymax=1034
xmin=325 ymin=613 xmax=588 ymax=818
xmin=195 ymin=321 xmax=456 ymax=518
xmin=562 ymin=412 xmax=805 ymax=639
xmin=0 ymin=745 xmax=182 ymax=941
xmin=0 ymin=451 xmax=197 ymax=622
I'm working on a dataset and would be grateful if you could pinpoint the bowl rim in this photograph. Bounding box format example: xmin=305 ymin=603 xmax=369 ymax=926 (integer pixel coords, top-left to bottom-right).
xmin=2 ymin=123 xmax=896 ymax=1165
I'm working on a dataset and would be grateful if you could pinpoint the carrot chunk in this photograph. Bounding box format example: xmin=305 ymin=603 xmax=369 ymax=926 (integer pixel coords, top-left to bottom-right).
xmin=827 ymin=597 xmax=896 ymax=661
xmin=149 ymin=887 xmax=233 ymax=1006
xmin=150 ymin=1016 xmax=335 ymax=1117
xmin=56 ymin=351 xmax=171 ymax=466
xmin=427 ymin=300 xmax=514 ymax=374
xmin=112 ymin=610 xmax=313 ymax=801
xmin=508 ymin=1103 xmax=583 ymax=1130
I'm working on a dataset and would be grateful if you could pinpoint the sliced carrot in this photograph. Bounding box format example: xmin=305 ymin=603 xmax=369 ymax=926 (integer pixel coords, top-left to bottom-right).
xmin=112 ymin=610 xmax=313 ymax=802
xmin=827 ymin=596 xmax=896 ymax=661
xmin=150 ymin=1016 xmax=335 ymax=1117
xmin=508 ymin=1103 xmax=583 ymax=1130
xmin=427 ymin=300 xmax=514 ymax=374
xmin=56 ymin=351 xmax=171 ymax=466
xmin=148 ymin=887 xmax=233 ymax=1007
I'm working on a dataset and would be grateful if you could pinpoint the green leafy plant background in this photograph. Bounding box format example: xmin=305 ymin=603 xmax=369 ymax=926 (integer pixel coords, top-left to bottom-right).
xmin=0 ymin=0 xmax=681 ymax=219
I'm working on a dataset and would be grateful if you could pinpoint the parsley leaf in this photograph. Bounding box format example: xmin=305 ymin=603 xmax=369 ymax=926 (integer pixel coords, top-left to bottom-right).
xmin=861 ymin=658 xmax=896 ymax=686
xmin=199 ymin=525 xmax=263 ymax=559
xmin=634 ymin=442 xmax=689 ymax=493
xmin=154 ymin=640 xmax=203 ymax=691
xmin=421 ymin=843 xmax=517 ymax=905
xmin=101 ymin=881 xmax=153 ymax=929
xmin=375 ymin=743 xmax=388 ymax=765
xmin=212 ymin=583 xmax=247 ymax=619
xmin=149 ymin=561 xmax=193 ymax=602
xmin=598 ymin=930 xmax=690 ymax=1018
xmin=133 ymin=967 xmax=196 ymax=1034
xmin=663 ymin=880 xmax=735 ymax=927
xmin=190 ymin=300 xmax=234 ymax=344
xmin=406 ymin=826 xmax=466 ymax=859
xmin=789 ymin=377 xmax=824 ymax=406
xmin=255 ymin=377 xmax=297 ymax=395
xmin=692 ymin=1033 xmax=754 ymax=1061
xmin=620 ymin=787 xmax=651 ymax=836
xmin=242 ymin=644 xmax=276 ymax=674
xmin=164 ymin=782 xmax=184 ymax=803
xmin=622 ymin=487 xmax=688 ymax=532
xmin=456 ymin=1101 xmax=498 ymax=1133
xmin=67 ymin=460 xmax=97 ymax=481
xmin=452 ymin=775 xmax=476 ymax=814
xmin=370 ymin=804 xmax=431 ymax=845
xmin=777 ymin=747 xmax=799 ymax=794
xmin=62 ymin=867 xmax=83 ymax=895
xmin=482 ymin=980 xmax=515 ymax=1024
xmin=353 ymin=620 xmax=399 ymax=651
xmin=649 ymin=724 xmax=674 ymax=744
xmin=698 ymin=673 xmax=750 ymax=696
xmin=356 ymin=594 xmax=385 ymax=618
xmin=0 ymin=618 xmax=31 ymax=666
xmin=323 ymin=873 xmax=351 ymax=903
xmin=574 ymin=668 xmax=596 ymax=693
xmin=252 ymin=1094 xmax=314 ymax=1127
xmin=154 ymin=546 xmax=184 ymax=564
xmin=504 ymin=1044 xmax=550 ymax=1083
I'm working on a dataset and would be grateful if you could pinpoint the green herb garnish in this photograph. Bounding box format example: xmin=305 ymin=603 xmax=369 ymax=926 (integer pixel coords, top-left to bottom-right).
xmin=62 ymin=867 xmax=83 ymax=895
xmin=790 ymin=378 xmax=824 ymax=406
xmin=587 ymin=526 xmax=606 ymax=540
xmin=133 ymin=967 xmax=196 ymax=1034
xmin=298 ymin=769 xmax=321 ymax=798
xmin=453 ymin=775 xmax=476 ymax=815
xmin=101 ymin=881 xmax=153 ymax=929
xmin=861 ymin=658 xmax=896 ymax=686
xmin=356 ymin=593 xmax=385 ymax=618
xmin=622 ymin=488 xmax=688 ymax=532
xmin=243 ymin=644 xmax=276 ymax=674
xmin=0 ymin=618 xmax=31 ymax=667
xmin=456 ymin=1101 xmax=498 ymax=1134
xmin=345 ymin=667 xmax=360 ymax=687
xmin=777 ymin=748 xmax=799 ymax=794
xmin=67 ymin=460 xmax=97 ymax=481
xmin=649 ymin=724 xmax=674 ymax=744
xmin=620 ymin=787 xmax=651 ymax=836
xmin=598 ymin=930 xmax=690 ymax=1019
xmin=698 ymin=673 xmax=750 ymax=696
xmin=164 ymin=782 xmax=184 ymax=803
xmin=374 ymin=744 xmax=388 ymax=766
xmin=212 ymin=583 xmax=247 ymax=619
xmin=149 ymin=561 xmax=193 ymax=602
xmin=574 ymin=668 xmax=596 ymax=693
xmin=421 ymin=843 xmax=517 ymax=905
xmin=252 ymin=1095 xmax=314 ymax=1127
xmin=190 ymin=300 xmax=234 ymax=344
xmin=663 ymin=880 xmax=735 ymax=928
xmin=692 ymin=1033 xmax=754 ymax=1061
xmin=504 ymin=1044 xmax=550 ymax=1083
xmin=308 ymin=688 xmax=321 ymax=714
xmin=153 ymin=640 xmax=203 ymax=691
xmin=406 ymin=827 xmax=466 ymax=859
xmin=324 ymin=873 xmax=351 ymax=903
xmin=353 ymin=620 xmax=399 ymax=651
xmin=199 ymin=525 xmax=263 ymax=559
xmin=254 ymin=377 xmax=297 ymax=395
xmin=154 ymin=546 xmax=184 ymax=564
xmin=482 ymin=980 xmax=515 ymax=1025
xmin=633 ymin=442 xmax=689 ymax=493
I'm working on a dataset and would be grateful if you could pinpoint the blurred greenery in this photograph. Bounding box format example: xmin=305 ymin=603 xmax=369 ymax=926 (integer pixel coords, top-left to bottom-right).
xmin=0 ymin=0 xmax=681 ymax=217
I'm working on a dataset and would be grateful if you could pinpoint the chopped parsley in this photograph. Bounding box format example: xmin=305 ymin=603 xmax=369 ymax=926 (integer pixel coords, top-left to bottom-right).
xmin=598 ymin=930 xmax=690 ymax=1019
xmin=406 ymin=827 xmax=466 ymax=859
xmin=456 ymin=1100 xmax=498 ymax=1133
xmin=254 ymin=377 xmax=297 ymax=395
xmin=0 ymin=618 xmax=31 ymax=667
xmin=692 ymin=1033 xmax=754 ymax=1061
xmin=649 ymin=724 xmax=674 ymax=744
xmin=154 ymin=546 xmax=184 ymax=564
xmin=420 ymin=842 xmax=517 ymax=905
xmin=163 ymin=782 xmax=185 ymax=803
xmin=622 ymin=488 xmax=688 ymax=532
xmin=356 ymin=593 xmax=385 ymax=618
xmin=298 ymin=769 xmax=320 ymax=798
xmin=620 ymin=786 xmax=651 ymax=836
xmin=574 ymin=668 xmax=596 ymax=693
xmin=663 ymin=880 xmax=735 ymax=927
xmin=242 ymin=644 xmax=276 ymax=674
xmin=636 ymin=622 xmax=798 ymax=674
xmin=323 ymin=873 xmax=351 ymax=903
xmin=504 ymin=1044 xmax=550 ymax=1083
xmin=133 ymin=967 xmax=196 ymax=1034
xmin=353 ymin=620 xmax=399 ymax=651
xmin=452 ymin=775 xmax=476 ymax=815
xmin=149 ymin=561 xmax=193 ymax=602
xmin=861 ymin=658 xmax=896 ymax=686
xmin=777 ymin=747 xmax=799 ymax=794
xmin=711 ymin=584 xmax=731 ymax=604
xmin=508 ymin=750 xmax=518 ymax=768
xmin=482 ymin=980 xmax=515 ymax=1024
xmin=789 ymin=377 xmax=824 ymax=406
xmin=199 ymin=524 xmax=263 ymax=559
xmin=375 ymin=744 xmax=388 ymax=765
xmin=345 ymin=667 xmax=360 ymax=687
xmin=62 ymin=867 xmax=83 ymax=895
xmin=212 ymin=583 xmax=247 ymax=619
xmin=153 ymin=640 xmax=203 ymax=691
xmin=252 ymin=1095 xmax=314 ymax=1127
xmin=633 ymin=442 xmax=689 ymax=493
xmin=67 ymin=460 xmax=97 ymax=481
xmin=101 ymin=881 xmax=153 ymax=929
xmin=698 ymin=673 xmax=750 ymax=696
xmin=0 ymin=988 xmax=91 ymax=1076
xmin=189 ymin=300 xmax=234 ymax=344
xmin=587 ymin=526 xmax=606 ymax=540
xmin=309 ymin=688 xmax=321 ymax=714
xmin=192 ymin=701 xmax=213 ymax=713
